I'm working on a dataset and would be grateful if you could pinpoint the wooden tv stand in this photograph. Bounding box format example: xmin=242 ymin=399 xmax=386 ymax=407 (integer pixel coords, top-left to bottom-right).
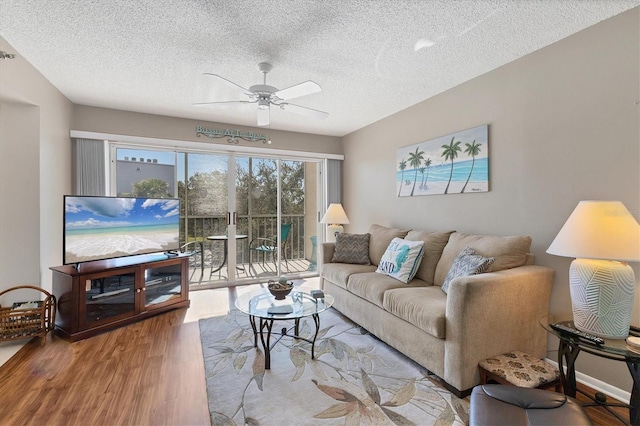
xmin=50 ymin=253 xmax=190 ymax=342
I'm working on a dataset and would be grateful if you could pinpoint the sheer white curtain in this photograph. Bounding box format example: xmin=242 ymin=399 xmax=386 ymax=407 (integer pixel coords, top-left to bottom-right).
xmin=73 ymin=138 xmax=106 ymax=195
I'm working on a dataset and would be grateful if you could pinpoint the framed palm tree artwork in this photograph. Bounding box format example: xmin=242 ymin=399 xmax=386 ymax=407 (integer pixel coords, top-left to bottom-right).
xmin=396 ymin=124 xmax=489 ymax=197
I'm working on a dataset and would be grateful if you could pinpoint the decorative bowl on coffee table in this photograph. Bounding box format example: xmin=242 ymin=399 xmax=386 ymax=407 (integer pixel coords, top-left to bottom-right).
xmin=267 ymin=280 xmax=293 ymax=300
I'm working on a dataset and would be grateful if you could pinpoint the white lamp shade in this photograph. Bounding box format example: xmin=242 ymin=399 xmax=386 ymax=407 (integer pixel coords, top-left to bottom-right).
xmin=547 ymin=200 xmax=640 ymax=262
xmin=320 ymin=203 xmax=350 ymax=225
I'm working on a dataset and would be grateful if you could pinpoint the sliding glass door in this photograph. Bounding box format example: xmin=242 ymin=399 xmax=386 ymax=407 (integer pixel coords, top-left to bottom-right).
xmin=178 ymin=152 xmax=240 ymax=284
xmin=113 ymin=146 xmax=320 ymax=289
xmin=237 ymin=156 xmax=318 ymax=282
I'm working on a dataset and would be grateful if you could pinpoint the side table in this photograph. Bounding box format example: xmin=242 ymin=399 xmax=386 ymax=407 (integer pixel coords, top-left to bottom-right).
xmin=543 ymin=320 xmax=639 ymax=426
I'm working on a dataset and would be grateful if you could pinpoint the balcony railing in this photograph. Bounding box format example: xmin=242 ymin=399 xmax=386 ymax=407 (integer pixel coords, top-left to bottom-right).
xmin=180 ymin=214 xmax=311 ymax=266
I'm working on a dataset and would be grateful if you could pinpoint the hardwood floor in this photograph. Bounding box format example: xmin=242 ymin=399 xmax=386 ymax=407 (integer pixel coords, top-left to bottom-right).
xmin=0 ymin=282 xmax=632 ymax=426
xmin=0 ymin=309 xmax=209 ymax=425
xmin=574 ymin=385 xmax=631 ymax=426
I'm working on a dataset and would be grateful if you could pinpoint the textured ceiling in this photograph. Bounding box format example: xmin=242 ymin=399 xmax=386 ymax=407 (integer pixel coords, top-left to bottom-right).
xmin=1 ymin=1 xmax=638 ymax=137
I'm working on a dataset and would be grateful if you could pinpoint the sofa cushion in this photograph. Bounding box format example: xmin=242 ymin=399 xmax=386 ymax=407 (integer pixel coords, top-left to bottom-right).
xmin=405 ymin=230 xmax=454 ymax=285
xmin=347 ymin=272 xmax=428 ymax=308
xmin=331 ymin=232 xmax=371 ymax=264
xmin=376 ymin=238 xmax=425 ymax=283
xmin=322 ymin=263 xmax=377 ymax=290
xmin=383 ymin=286 xmax=447 ymax=338
xmin=441 ymin=247 xmax=495 ymax=294
xmin=434 ymin=232 xmax=532 ymax=286
xmin=368 ymin=224 xmax=410 ymax=266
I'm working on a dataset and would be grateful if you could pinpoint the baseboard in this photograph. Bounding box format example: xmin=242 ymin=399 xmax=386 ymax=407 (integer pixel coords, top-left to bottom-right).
xmin=544 ymin=357 xmax=631 ymax=404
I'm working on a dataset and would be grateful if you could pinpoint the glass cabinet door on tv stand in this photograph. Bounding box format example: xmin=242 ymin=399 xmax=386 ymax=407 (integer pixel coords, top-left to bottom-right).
xmin=143 ymin=261 xmax=186 ymax=310
xmin=51 ymin=254 xmax=190 ymax=342
xmin=83 ymin=266 xmax=137 ymax=329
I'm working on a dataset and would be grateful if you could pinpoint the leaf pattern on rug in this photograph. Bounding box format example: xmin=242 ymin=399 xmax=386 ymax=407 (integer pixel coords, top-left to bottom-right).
xmin=200 ymin=309 xmax=468 ymax=426
xmin=312 ymin=369 xmax=417 ymax=426
xmin=252 ymin=348 xmax=265 ymax=391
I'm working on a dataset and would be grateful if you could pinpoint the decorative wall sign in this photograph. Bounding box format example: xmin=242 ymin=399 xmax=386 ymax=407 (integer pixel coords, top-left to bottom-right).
xmin=396 ymin=124 xmax=489 ymax=197
xmin=196 ymin=125 xmax=268 ymax=144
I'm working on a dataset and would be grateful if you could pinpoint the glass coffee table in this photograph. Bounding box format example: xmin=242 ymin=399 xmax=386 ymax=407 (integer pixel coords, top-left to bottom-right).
xmin=234 ymin=288 xmax=334 ymax=369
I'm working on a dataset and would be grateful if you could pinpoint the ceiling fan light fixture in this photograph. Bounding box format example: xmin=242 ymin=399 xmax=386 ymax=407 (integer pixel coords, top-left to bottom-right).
xmin=257 ymin=99 xmax=269 ymax=110
xmin=196 ymin=61 xmax=328 ymax=127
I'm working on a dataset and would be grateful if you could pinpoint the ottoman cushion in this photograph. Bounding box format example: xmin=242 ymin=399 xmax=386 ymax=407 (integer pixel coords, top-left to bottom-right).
xmin=479 ymin=351 xmax=560 ymax=388
xmin=470 ymin=385 xmax=592 ymax=426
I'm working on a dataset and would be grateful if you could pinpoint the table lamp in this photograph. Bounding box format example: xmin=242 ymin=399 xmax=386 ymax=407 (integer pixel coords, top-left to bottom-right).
xmin=320 ymin=203 xmax=350 ymax=242
xmin=547 ymin=200 xmax=640 ymax=339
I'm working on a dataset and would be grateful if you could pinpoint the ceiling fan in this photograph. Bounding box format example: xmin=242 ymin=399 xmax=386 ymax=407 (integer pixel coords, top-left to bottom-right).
xmin=194 ymin=62 xmax=329 ymax=127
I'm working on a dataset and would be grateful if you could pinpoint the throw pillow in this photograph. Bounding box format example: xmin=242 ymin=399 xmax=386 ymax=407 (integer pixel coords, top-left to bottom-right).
xmin=434 ymin=232 xmax=532 ymax=287
xmin=375 ymin=238 xmax=425 ymax=283
xmin=331 ymin=233 xmax=371 ymax=265
xmin=441 ymin=247 xmax=495 ymax=294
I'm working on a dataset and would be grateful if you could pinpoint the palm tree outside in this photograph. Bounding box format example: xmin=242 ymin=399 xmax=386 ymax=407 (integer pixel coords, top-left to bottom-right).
xmin=461 ymin=140 xmax=482 ymax=193
xmin=398 ymin=159 xmax=407 ymax=196
xmin=441 ymin=137 xmax=462 ymax=194
xmin=408 ymin=147 xmax=425 ymax=196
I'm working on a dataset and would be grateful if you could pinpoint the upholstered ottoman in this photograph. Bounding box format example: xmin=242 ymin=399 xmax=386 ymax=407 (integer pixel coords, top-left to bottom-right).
xmin=470 ymin=384 xmax=592 ymax=426
xmin=479 ymin=351 xmax=561 ymax=391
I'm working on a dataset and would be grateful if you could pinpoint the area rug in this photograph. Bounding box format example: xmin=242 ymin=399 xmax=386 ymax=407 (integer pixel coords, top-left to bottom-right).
xmin=199 ymin=308 xmax=468 ymax=426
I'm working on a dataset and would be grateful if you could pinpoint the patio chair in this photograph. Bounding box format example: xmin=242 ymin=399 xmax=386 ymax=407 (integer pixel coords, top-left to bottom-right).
xmin=181 ymin=239 xmax=205 ymax=280
xmin=249 ymin=223 xmax=292 ymax=273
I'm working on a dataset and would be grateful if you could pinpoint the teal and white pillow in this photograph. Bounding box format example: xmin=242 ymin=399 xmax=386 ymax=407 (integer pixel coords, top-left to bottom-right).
xmin=442 ymin=247 xmax=495 ymax=294
xmin=376 ymin=238 xmax=425 ymax=283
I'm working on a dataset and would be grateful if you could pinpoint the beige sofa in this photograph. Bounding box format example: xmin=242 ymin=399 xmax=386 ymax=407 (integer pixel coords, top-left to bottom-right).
xmin=320 ymin=224 xmax=554 ymax=397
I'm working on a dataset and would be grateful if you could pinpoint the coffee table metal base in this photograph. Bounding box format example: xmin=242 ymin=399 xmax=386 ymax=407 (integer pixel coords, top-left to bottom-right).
xmin=248 ymin=313 xmax=321 ymax=369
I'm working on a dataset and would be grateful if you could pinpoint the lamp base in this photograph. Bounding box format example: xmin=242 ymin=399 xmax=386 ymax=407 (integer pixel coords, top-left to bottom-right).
xmin=326 ymin=224 xmax=344 ymax=242
xmin=569 ymin=258 xmax=635 ymax=339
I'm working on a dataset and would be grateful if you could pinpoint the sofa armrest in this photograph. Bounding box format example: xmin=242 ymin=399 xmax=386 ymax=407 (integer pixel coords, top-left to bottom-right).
xmin=320 ymin=242 xmax=336 ymax=266
xmin=444 ymin=265 xmax=554 ymax=391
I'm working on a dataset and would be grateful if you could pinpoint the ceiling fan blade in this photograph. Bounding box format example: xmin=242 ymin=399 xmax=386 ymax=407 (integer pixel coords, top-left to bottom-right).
xmin=203 ymin=73 xmax=253 ymax=97
xmin=193 ymin=100 xmax=255 ymax=107
xmin=281 ymin=103 xmax=329 ymax=120
xmin=274 ymin=81 xmax=321 ymax=101
xmin=257 ymin=107 xmax=270 ymax=127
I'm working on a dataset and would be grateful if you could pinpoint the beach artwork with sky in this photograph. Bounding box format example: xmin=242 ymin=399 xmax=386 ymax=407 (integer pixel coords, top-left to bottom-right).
xmin=64 ymin=196 xmax=180 ymax=264
xmin=396 ymin=124 xmax=489 ymax=197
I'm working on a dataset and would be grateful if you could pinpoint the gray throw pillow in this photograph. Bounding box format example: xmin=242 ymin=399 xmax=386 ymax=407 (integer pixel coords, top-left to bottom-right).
xmin=442 ymin=247 xmax=495 ymax=294
xmin=332 ymin=233 xmax=371 ymax=265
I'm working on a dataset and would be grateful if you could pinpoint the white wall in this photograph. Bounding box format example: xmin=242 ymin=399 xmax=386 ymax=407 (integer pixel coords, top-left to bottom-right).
xmin=71 ymin=105 xmax=343 ymax=156
xmin=0 ymin=102 xmax=40 ymax=288
xmin=342 ymin=8 xmax=640 ymax=392
xmin=0 ymin=36 xmax=73 ymax=294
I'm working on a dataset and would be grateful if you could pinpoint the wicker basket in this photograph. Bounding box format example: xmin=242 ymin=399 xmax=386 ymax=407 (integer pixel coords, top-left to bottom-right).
xmin=0 ymin=285 xmax=56 ymax=345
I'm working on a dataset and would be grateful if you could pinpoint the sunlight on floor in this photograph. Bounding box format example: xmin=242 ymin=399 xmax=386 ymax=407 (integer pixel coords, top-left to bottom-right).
xmin=181 ymin=276 xmax=320 ymax=324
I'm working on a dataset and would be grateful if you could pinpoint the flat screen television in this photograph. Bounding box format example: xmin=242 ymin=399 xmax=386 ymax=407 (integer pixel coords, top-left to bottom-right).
xmin=64 ymin=195 xmax=181 ymax=265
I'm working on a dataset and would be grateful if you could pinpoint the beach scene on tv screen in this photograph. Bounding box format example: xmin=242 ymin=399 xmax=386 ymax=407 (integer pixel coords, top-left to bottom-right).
xmin=65 ymin=197 xmax=180 ymax=263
